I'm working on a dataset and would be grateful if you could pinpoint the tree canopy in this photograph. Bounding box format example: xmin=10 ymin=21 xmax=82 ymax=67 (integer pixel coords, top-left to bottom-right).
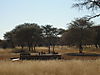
xmin=61 ymin=17 xmax=94 ymax=53
xmin=42 ymin=25 xmax=61 ymax=53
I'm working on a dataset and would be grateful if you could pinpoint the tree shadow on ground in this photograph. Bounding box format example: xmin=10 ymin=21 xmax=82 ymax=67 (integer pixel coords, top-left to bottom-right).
xmin=66 ymin=53 xmax=100 ymax=56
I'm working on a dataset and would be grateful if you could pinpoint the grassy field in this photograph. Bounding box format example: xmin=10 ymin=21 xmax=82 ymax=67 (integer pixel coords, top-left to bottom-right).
xmin=0 ymin=60 xmax=100 ymax=75
xmin=0 ymin=46 xmax=100 ymax=60
xmin=0 ymin=48 xmax=19 ymax=60
xmin=0 ymin=46 xmax=100 ymax=75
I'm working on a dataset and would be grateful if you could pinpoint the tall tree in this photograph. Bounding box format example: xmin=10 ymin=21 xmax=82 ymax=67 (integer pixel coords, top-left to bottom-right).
xmin=14 ymin=23 xmax=42 ymax=51
xmin=62 ymin=17 xmax=94 ymax=53
xmin=42 ymin=25 xmax=60 ymax=53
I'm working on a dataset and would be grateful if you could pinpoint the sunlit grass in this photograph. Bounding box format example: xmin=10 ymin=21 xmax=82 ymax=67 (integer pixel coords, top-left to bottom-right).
xmin=0 ymin=46 xmax=100 ymax=60
xmin=0 ymin=46 xmax=100 ymax=75
xmin=0 ymin=60 xmax=100 ymax=75
xmin=14 ymin=46 xmax=100 ymax=53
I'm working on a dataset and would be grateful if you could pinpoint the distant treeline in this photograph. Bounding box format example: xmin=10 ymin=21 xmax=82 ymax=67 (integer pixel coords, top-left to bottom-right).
xmin=0 ymin=23 xmax=65 ymax=53
xmin=0 ymin=17 xmax=100 ymax=53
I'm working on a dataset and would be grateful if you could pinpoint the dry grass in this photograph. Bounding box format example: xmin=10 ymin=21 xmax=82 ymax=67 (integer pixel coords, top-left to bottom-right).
xmin=8 ymin=46 xmax=100 ymax=54
xmin=0 ymin=47 xmax=100 ymax=75
xmin=35 ymin=46 xmax=100 ymax=54
xmin=0 ymin=60 xmax=100 ymax=75
xmin=0 ymin=48 xmax=19 ymax=60
xmin=0 ymin=46 xmax=100 ymax=60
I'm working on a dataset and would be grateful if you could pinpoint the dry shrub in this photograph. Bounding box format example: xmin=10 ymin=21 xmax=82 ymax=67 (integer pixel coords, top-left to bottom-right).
xmin=0 ymin=60 xmax=100 ymax=75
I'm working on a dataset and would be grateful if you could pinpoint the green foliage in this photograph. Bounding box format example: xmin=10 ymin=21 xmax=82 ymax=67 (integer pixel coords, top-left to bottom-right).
xmin=14 ymin=23 xmax=42 ymax=51
xmin=92 ymin=26 xmax=100 ymax=48
xmin=41 ymin=25 xmax=63 ymax=53
xmin=62 ymin=18 xmax=94 ymax=53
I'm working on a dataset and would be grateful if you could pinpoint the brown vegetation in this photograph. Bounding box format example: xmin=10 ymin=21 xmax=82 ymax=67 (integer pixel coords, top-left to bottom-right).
xmin=0 ymin=46 xmax=100 ymax=60
xmin=0 ymin=60 xmax=100 ymax=75
xmin=0 ymin=46 xmax=100 ymax=75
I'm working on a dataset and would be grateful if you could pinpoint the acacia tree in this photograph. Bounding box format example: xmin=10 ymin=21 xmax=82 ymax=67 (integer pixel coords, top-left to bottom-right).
xmin=42 ymin=25 xmax=60 ymax=53
xmin=62 ymin=18 xmax=94 ymax=53
xmin=14 ymin=23 xmax=42 ymax=51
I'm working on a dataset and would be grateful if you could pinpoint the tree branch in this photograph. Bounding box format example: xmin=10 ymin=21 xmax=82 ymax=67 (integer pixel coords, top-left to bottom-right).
xmin=87 ymin=13 xmax=100 ymax=21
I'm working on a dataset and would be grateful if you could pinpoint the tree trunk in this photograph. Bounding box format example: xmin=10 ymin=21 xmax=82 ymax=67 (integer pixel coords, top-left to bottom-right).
xmin=28 ymin=42 xmax=30 ymax=51
xmin=53 ymin=45 xmax=55 ymax=52
xmin=21 ymin=45 xmax=24 ymax=50
xmin=79 ymin=44 xmax=83 ymax=53
xmin=95 ymin=44 xmax=98 ymax=48
xmin=31 ymin=47 xmax=33 ymax=51
xmin=33 ymin=45 xmax=36 ymax=52
xmin=48 ymin=45 xmax=50 ymax=53
xmin=29 ymin=46 xmax=31 ymax=51
xmin=28 ymin=42 xmax=32 ymax=51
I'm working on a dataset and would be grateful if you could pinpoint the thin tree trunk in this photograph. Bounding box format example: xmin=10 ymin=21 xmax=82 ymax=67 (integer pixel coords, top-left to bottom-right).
xmin=31 ymin=47 xmax=33 ymax=51
xmin=48 ymin=45 xmax=50 ymax=53
xmin=33 ymin=45 xmax=36 ymax=52
xmin=53 ymin=45 xmax=55 ymax=52
xmin=28 ymin=42 xmax=30 ymax=51
xmin=29 ymin=46 xmax=31 ymax=51
xmin=79 ymin=28 xmax=83 ymax=53
xmin=79 ymin=43 xmax=83 ymax=53
xmin=21 ymin=45 xmax=24 ymax=50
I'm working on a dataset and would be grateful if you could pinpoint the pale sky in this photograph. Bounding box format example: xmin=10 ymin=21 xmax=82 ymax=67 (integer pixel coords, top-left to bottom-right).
xmin=0 ymin=0 xmax=100 ymax=39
